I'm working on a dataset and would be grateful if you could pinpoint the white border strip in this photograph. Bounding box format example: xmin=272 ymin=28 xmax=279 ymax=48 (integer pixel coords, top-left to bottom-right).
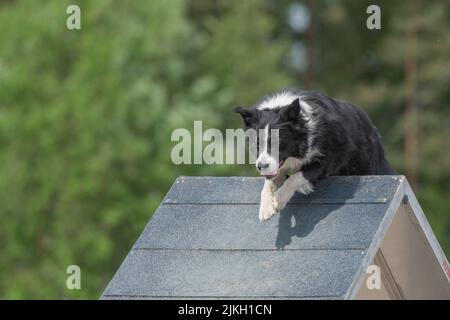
xmin=345 ymin=176 xmax=406 ymax=299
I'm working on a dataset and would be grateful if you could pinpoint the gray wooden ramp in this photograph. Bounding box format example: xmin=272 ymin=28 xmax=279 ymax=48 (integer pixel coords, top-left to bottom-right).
xmin=101 ymin=176 xmax=450 ymax=300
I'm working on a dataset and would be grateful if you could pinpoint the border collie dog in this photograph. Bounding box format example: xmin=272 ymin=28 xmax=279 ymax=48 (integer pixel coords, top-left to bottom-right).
xmin=234 ymin=90 xmax=395 ymax=222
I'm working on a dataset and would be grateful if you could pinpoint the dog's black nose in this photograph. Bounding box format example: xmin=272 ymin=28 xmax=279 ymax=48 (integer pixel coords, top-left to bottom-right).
xmin=257 ymin=162 xmax=269 ymax=171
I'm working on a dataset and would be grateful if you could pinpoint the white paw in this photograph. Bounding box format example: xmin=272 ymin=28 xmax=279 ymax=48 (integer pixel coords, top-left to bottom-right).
xmin=259 ymin=197 xmax=278 ymax=222
xmin=298 ymin=181 xmax=314 ymax=194
xmin=273 ymin=189 xmax=289 ymax=212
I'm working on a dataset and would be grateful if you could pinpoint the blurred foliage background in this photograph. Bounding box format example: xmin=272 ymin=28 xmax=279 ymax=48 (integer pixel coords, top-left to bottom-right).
xmin=0 ymin=0 xmax=448 ymax=299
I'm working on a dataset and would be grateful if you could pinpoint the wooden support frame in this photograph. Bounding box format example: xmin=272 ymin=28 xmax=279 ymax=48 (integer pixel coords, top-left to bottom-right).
xmin=348 ymin=178 xmax=450 ymax=299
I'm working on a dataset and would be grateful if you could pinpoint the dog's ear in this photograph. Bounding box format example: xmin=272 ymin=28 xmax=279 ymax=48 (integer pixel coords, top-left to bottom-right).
xmin=233 ymin=106 xmax=257 ymax=127
xmin=281 ymin=98 xmax=301 ymax=123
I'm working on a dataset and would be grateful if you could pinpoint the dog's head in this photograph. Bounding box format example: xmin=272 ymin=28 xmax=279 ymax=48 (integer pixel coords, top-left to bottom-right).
xmin=234 ymin=97 xmax=309 ymax=178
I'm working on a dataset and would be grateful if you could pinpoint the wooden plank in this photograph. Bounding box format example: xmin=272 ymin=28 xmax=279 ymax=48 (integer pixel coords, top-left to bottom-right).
xmin=378 ymin=204 xmax=450 ymax=299
xmin=404 ymin=183 xmax=450 ymax=284
xmin=163 ymin=176 xmax=403 ymax=205
xmin=344 ymin=176 xmax=406 ymax=299
xmin=134 ymin=203 xmax=389 ymax=250
xmin=102 ymin=249 xmax=365 ymax=299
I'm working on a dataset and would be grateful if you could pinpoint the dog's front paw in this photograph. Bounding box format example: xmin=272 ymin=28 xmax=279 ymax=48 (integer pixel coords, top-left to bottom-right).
xmin=259 ymin=197 xmax=278 ymax=222
xmin=273 ymin=189 xmax=289 ymax=212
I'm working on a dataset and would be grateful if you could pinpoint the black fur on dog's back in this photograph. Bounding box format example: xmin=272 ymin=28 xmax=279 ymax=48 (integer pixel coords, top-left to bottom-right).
xmin=301 ymin=91 xmax=396 ymax=177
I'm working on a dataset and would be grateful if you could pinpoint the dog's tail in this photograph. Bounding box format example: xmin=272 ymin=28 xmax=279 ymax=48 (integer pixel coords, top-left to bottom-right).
xmin=374 ymin=139 xmax=397 ymax=175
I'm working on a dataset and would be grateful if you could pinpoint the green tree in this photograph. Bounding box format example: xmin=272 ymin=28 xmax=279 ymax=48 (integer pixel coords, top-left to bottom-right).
xmin=0 ymin=0 xmax=291 ymax=298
